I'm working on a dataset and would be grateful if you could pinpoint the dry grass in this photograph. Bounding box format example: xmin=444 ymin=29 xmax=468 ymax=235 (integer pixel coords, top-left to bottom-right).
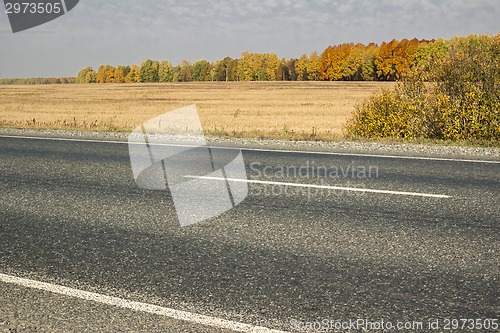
xmin=0 ymin=81 xmax=393 ymax=140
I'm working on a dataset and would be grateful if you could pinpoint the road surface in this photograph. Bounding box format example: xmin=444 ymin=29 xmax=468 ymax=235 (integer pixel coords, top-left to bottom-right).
xmin=0 ymin=135 xmax=498 ymax=332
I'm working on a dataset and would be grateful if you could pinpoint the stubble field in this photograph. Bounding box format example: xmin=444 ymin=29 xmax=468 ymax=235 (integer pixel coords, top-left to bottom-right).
xmin=0 ymin=81 xmax=393 ymax=140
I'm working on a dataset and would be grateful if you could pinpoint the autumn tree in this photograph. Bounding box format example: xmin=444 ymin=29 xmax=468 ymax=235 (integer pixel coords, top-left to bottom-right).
xmin=105 ymin=65 xmax=116 ymax=83
xmin=308 ymin=52 xmax=321 ymax=80
xmin=210 ymin=60 xmax=223 ymax=81
xmin=225 ymin=58 xmax=239 ymax=81
xmin=193 ymin=60 xmax=212 ymax=81
xmin=296 ymin=52 xmax=320 ymax=81
xmin=296 ymin=54 xmax=310 ymax=80
xmin=394 ymin=38 xmax=420 ymax=78
xmin=96 ymin=65 xmax=116 ymax=83
xmin=96 ymin=65 xmax=105 ymax=83
xmin=342 ymin=43 xmax=377 ymax=81
xmin=125 ymin=64 xmax=141 ymax=83
xmin=237 ymin=52 xmax=257 ymax=81
xmin=211 ymin=57 xmax=239 ymax=81
xmin=114 ymin=67 xmax=124 ymax=83
xmin=374 ymin=39 xmax=422 ymax=80
xmin=76 ymin=66 xmax=97 ymax=83
xmin=360 ymin=43 xmax=378 ymax=80
xmin=237 ymin=52 xmax=280 ymax=81
xmin=374 ymin=39 xmax=399 ymax=80
xmin=173 ymin=60 xmax=194 ymax=82
xmin=263 ymin=53 xmax=280 ymax=81
xmin=158 ymin=60 xmax=174 ymax=82
xmin=114 ymin=65 xmax=130 ymax=83
xmin=319 ymin=43 xmax=354 ymax=80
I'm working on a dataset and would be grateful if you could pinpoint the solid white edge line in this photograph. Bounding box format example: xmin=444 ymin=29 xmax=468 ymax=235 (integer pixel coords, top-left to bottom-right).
xmin=185 ymin=175 xmax=451 ymax=198
xmin=1 ymin=134 xmax=499 ymax=164
xmin=0 ymin=273 xmax=289 ymax=333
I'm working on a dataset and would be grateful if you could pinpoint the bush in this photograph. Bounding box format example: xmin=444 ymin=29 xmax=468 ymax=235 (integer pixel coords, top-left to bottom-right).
xmin=346 ymin=34 xmax=500 ymax=141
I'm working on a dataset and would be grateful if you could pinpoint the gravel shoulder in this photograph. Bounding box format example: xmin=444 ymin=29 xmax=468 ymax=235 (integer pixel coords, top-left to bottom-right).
xmin=0 ymin=127 xmax=499 ymax=161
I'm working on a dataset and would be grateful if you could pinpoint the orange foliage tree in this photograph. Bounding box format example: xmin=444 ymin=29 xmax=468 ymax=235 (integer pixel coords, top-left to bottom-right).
xmin=319 ymin=43 xmax=354 ymax=80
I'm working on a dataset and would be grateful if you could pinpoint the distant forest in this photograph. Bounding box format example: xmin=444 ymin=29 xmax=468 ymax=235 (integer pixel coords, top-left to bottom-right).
xmin=0 ymin=77 xmax=75 ymax=85
xmin=76 ymin=37 xmax=443 ymax=84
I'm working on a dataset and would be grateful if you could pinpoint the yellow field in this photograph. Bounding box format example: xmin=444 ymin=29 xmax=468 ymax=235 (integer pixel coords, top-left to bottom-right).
xmin=0 ymin=82 xmax=393 ymax=140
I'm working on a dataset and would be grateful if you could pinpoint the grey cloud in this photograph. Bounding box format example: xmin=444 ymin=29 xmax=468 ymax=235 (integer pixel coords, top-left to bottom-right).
xmin=0 ymin=0 xmax=498 ymax=77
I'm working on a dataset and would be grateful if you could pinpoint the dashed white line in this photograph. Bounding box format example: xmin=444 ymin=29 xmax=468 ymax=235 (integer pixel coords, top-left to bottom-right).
xmin=0 ymin=273 xmax=289 ymax=333
xmin=184 ymin=176 xmax=451 ymax=198
xmin=1 ymin=134 xmax=499 ymax=164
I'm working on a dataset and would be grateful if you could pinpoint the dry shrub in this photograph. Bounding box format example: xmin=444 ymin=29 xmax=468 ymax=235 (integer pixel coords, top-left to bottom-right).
xmin=346 ymin=34 xmax=500 ymax=141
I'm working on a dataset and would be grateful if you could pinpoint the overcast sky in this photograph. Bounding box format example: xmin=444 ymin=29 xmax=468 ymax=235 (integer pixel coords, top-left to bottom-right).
xmin=0 ymin=0 xmax=499 ymax=78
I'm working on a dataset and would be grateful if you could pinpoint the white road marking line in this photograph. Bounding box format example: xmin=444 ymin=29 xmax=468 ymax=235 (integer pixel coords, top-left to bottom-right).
xmin=1 ymin=134 xmax=499 ymax=164
xmin=184 ymin=176 xmax=451 ymax=198
xmin=0 ymin=273 xmax=289 ymax=333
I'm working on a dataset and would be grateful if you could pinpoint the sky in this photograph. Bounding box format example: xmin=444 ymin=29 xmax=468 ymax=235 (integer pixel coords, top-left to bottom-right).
xmin=0 ymin=0 xmax=499 ymax=78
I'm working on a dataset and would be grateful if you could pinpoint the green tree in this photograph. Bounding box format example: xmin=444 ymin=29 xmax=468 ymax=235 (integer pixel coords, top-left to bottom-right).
xmin=210 ymin=60 xmax=223 ymax=81
xmin=211 ymin=60 xmax=222 ymax=81
xmin=360 ymin=43 xmax=378 ymax=81
xmin=140 ymin=59 xmax=160 ymax=83
xmin=76 ymin=66 xmax=96 ymax=83
xmin=85 ymin=70 xmax=97 ymax=83
xmin=193 ymin=60 xmax=212 ymax=81
xmin=414 ymin=38 xmax=446 ymax=67
xmin=211 ymin=57 xmax=238 ymax=81
xmin=224 ymin=57 xmax=239 ymax=81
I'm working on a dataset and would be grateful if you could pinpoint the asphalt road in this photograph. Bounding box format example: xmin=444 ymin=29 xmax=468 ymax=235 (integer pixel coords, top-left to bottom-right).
xmin=0 ymin=135 xmax=499 ymax=332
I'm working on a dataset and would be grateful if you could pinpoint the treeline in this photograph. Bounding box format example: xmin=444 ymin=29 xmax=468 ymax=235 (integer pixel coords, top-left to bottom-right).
xmin=77 ymin=37 xmax=441 ymax=83
xmin=0 ymin=77 xmax=75 ymax=85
